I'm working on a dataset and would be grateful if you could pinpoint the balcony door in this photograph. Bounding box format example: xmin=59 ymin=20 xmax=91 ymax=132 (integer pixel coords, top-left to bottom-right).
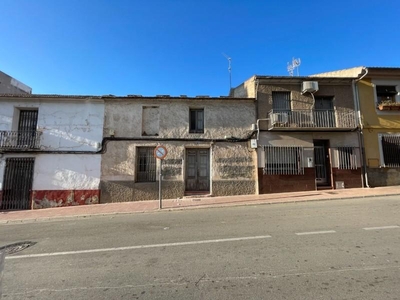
xmin=17 ymin=110 xmax=38 ymax=147
xmin=314 ymin=97 xmax=335 ymax=128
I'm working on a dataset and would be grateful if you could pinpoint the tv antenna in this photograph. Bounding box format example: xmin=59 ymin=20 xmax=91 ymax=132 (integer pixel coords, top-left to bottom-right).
xmin=287 ymin=57 xmax=301 ymax=76
xmin=222 ymin=53 xmax=232 ymax=89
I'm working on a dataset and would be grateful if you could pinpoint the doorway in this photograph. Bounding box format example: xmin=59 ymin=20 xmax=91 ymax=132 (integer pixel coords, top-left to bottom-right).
xmin=185 ymin=149 xmax=210 ymax=192
xmin=314 ymin=97 xmax=335 ymax=127
xmin=314 ymin=140 xmax=331 ymax=186
xmin=1 ymin=158 xmax=35 ymax=210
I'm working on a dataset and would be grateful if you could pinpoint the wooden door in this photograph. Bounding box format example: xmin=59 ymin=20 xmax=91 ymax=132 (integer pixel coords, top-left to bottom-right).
xmin=185 ymin=149 xmax=210 ymax=191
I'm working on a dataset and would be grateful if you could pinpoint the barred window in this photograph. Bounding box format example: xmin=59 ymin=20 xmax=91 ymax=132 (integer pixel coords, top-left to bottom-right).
xmin=136 ymin=147 xmax=156 ymax=182
xmin=337 ymin=147 xmax=358 ymax=169
xmin=272 ymin=92 xmax=291 ymax=112
xmin=264 ymin=146 xmax=304 ymax=175
xmin=381 ymin=135 xmax=400 ymax=167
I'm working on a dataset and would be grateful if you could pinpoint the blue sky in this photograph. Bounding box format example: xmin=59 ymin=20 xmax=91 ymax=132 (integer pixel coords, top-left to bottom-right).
xmin=1 ymin=0 xmax=400 ymax=96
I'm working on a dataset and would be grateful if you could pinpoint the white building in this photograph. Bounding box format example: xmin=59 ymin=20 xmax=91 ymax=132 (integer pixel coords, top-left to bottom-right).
xmin=0 ymin=94 xmax=104 ymax=209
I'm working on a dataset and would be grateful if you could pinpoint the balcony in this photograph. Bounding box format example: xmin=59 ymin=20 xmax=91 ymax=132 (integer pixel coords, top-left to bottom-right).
xmin=0 ymin=131 xmax=42 ymax=150
xmin=267 ymin=109 xmax=357 ymax=131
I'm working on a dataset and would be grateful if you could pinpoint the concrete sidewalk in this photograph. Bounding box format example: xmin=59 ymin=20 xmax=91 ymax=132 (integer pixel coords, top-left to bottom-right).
xmin=1 ymin=186 xmax=400 ymax=224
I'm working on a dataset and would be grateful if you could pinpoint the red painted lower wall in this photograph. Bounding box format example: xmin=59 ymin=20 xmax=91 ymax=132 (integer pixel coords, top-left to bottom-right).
xmin=331 ymin=168 xmax=362 ymax=189
xmin=258 ymin=168 xmax=316 ymax=194
xmin=32 ymin=190 xmax=100 ymax=209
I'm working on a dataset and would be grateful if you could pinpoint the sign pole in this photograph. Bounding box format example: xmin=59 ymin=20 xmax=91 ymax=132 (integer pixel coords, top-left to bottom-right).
xmin=154 ymin=145 xmax=167 ymax=211
xmin=159 ymin=159 xmax=162 ymax=210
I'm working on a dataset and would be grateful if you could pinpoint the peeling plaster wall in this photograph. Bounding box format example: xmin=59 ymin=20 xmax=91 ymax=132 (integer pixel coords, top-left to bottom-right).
xmin=32 ymin=154 xmax=101 ymax=190
xmin=0 ymin=154 xmax=100 ymax=190
xmin=0 ymin=100 xmax=104 ymax=151
xmin=101 ymin=140 xmax=257 ymax=203
xmin=103 ymin=98 xmax=256 ymax=139
xmin=0 ymin=98 xmax=104 ymax=209
xmin=101 ymin=98 xmax=257 ymax=203
xmin=0 ymin=153 xmax=101 ymax=208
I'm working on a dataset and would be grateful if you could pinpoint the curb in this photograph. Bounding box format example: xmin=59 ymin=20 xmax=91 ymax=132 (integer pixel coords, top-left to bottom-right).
xmin=2 ymin=192 xmax=400 ymax=225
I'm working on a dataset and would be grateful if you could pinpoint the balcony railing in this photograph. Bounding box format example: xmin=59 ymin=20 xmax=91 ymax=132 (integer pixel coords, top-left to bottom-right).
xmin=267 ymin=109 xmax=357 ymax=130
xmin=0 ymin=131 xmax=42 ymax=150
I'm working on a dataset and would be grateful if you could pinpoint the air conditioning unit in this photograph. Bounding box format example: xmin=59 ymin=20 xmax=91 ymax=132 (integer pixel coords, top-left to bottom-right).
xmin=302 ymin=81 xmax=319 ymax=94
xmin=271 ymin=112 xmax=288 ymax=125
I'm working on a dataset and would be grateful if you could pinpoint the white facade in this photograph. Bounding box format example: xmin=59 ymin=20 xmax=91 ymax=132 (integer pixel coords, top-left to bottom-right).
xmin=0 ymin=96 xmax=104 ymax=201
xmin=0 ymin=99 xmax=104 ymax=151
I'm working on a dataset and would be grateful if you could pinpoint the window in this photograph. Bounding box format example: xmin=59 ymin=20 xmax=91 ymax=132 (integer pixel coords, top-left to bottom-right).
xmin=337 ymin=147 xmax=357 ymax=169
xmin=189 ymin=108 xmax=204 ymax=133
xmin=380 ymin=135 xmax=400 ymax=167
xmin=264 ymin=146 xmax=304 ymax=175
xmin=136 ymin=147 xmax=156 ymax=182
xmin=142 ymin=106 xmax=160 ymax=136
xmin=376 ymin=85 xmax=397 ymax=103
xmin=272 ymin=92 xmax=291 ymax=112
xmin=17 ymin=109 xmax=39 ymax=148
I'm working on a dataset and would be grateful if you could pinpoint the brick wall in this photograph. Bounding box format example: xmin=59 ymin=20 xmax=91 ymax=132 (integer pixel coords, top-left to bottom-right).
xmin=331 ymin=168 xmax=362 ymax=189
xmin=258 ymin=168 xmax=316 ymax=194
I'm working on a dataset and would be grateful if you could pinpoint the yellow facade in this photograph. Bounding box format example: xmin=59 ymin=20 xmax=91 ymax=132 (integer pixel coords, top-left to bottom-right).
xmin=313 ymin=66 xmax=400 ymax=186
xmin=357 ymin=77 xmax=400 ymax=168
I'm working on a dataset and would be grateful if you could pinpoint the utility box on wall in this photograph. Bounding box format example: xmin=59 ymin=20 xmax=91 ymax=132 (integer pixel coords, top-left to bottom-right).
xmin=307 ymin=157 xmax=314 ymax=167
xmin=335 ymin=181 xmax=345 ymax=189
xmin=250 ymin=139 xmax=257 ymax=149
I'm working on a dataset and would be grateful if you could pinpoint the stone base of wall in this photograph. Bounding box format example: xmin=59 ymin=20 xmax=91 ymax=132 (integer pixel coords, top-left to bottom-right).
xmin=258 ymin=168 xmax=316 ymax=194
xmin=32 ymin=190 xmax=100 ymax=209
xmin=367 ymin=167 xmax=400 ymax=187
xmin=212 ymin=180 xmax=256 ymax=197
xmin=100 ymin=180 xmax=185 ymax=203
xmin=332 ymin=168 xmax=362 ymax=189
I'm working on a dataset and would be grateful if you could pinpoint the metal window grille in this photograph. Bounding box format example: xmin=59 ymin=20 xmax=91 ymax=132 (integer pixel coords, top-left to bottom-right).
xmin=272 ymin=92 xmax=291 ymax=112
xmin=264 ymin=146 xmax=304 ymax=175
xmin=337 ymin=147 xmax=358 ymax=169
xmin=136 ymin=147 xmax=156 ymax=182
xmin=189 ymin=109 xmax=204 ymax=133
xmin=16 ymin=110 xmax=39 ymax=148
xmin=1 ymin=158 xmax=35 ymax=210
xmin=381 ymin=135 xmax=400 ymax=167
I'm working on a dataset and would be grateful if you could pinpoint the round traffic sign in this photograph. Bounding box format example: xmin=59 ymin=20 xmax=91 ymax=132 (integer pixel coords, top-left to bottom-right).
xmin=154 ymin=145 xmax=168 ymax=160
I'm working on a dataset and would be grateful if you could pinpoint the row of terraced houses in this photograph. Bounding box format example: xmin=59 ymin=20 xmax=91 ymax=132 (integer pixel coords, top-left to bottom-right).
xmin=0 ymin=67 xmax=399 ymax=210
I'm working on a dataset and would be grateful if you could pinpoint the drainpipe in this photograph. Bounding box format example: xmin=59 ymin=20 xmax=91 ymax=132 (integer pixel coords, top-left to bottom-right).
xmin=353 ymin=67 xmax=370 ymax=188
xmin=256 ymin=118 xmax=270 ymax=141
xmin=255 ymin=77 xmax=259 ymax=119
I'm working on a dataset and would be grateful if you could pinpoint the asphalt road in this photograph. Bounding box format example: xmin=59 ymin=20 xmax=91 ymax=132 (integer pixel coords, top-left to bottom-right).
xmin=1 ymin=195 xmax=400 ymax=299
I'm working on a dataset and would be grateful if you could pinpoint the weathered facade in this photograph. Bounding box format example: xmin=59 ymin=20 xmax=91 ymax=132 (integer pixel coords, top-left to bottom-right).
xmin=100 ymin=96 xmax=257 ymax=203
xmin=232 ymin=76 xmax=362 ymax=193
xmin=314 ymin=67 xmax=400 ymax=187
xmin=0 ymin=95 xmax=104 ymax=209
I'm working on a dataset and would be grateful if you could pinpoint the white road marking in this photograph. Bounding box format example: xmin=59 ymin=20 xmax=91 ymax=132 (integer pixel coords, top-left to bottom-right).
xmin=295 ymin=230 xmax=336 ymax=236
xmin=363 ymin=225 xmax=399 ymax=231
xmin=6 ymin=235 xmax=272 ymax=260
